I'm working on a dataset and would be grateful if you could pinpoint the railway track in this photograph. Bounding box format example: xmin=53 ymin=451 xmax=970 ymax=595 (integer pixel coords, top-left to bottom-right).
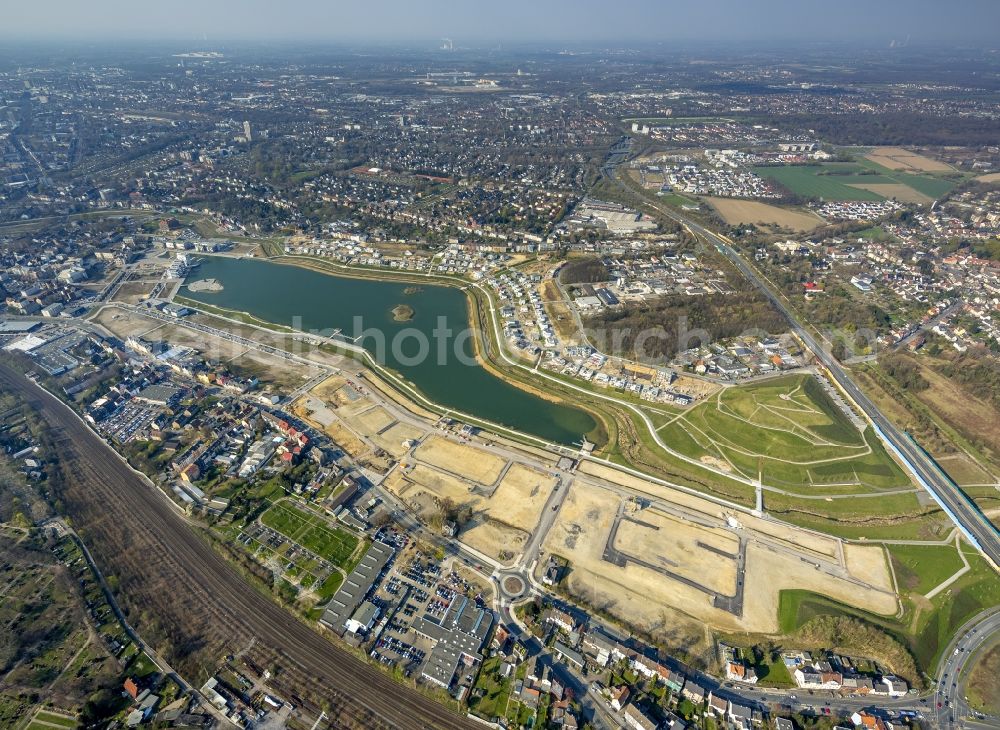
xmin=0 ymin=363 xmax=476 ymax=730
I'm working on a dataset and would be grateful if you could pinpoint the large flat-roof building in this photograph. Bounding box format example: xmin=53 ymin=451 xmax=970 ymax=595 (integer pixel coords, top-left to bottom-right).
xmin=0 ymin=320 xmax=41 ymax=334
xmin=413 ymin=595 xmax=493 ymax=689
xmin=319 ymin=540 xmax=394 ymax=634
xmin=134 ymin=384 xmax=182 ymax=406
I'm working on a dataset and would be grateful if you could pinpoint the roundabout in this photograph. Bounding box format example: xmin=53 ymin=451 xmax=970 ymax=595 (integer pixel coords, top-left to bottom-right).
xmin=499 ymin=573 xmax=527 ymax=600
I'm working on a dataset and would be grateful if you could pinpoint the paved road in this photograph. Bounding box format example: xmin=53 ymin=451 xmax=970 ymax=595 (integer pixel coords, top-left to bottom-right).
xmin=0 ymin=363 xmax=479 ymax=730
xmin=634 ymin=195 xmax=1000 ymax=569
xmin=935 ymin=609 xmax=1000 ymax=729
xmin=893 ymin=300 xmax=964 ymax=352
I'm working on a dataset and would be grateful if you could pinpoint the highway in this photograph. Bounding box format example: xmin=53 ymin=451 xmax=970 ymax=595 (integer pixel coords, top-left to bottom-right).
xmin=0 ymin=363 xmax=479 ymax=730
xmin=632 ymin=191 xmax=1000 ymax=570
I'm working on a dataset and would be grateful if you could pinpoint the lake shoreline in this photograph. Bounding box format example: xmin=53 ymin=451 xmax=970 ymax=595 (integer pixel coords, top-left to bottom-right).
xmin=181 ymin=254 xmax=598 ymax=445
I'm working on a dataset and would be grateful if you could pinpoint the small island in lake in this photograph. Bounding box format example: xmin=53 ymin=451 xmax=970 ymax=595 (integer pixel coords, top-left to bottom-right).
xmin=392 ymin=304 xmax=415 ymax=322
xmin=187 ymin=278 xmax=224 ymax=292
xmin=402 ymin=286 xmax=423 ymax=295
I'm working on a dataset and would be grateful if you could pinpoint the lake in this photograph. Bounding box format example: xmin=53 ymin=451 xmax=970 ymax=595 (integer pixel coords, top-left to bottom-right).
xmin=182 ymin=256 xmax=597 ymax=445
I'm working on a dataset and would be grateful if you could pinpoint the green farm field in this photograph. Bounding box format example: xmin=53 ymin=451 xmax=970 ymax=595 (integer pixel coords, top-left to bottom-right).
xmin=754 ymin=164 xmax=885 ymax=200
xmin=755 ymin=160 xmax=956 ymax=202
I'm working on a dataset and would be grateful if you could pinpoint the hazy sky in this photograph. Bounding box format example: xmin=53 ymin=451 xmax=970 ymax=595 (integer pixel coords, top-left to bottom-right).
xmin=3 ymin=0 xmax=999 ymax=45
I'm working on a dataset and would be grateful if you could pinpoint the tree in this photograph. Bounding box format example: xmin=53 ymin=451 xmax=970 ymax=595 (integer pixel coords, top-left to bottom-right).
xmin=831 ymin=339 xmax=848 ymax=362
xmin=560 ymin=257 xmax=609 ymax=284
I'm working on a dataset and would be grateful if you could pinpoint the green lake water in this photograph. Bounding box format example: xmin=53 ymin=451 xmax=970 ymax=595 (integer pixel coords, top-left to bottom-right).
xmin=182 ymin=256 xmax=597 ymax=445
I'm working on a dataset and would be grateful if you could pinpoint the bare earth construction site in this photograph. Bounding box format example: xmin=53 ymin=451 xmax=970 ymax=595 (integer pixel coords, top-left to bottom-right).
xmin=290 ymin=367 xmax=901 ymax=652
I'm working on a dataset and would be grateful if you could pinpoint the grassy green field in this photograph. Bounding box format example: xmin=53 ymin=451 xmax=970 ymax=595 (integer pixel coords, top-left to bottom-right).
xmin=755 ymin=161 xmax=956 ymax=202
xmin=30 ymin=710 xmax=78 ymax=728
xmin=754 ymin=164 xmax=885 ymax=200
xmin=887 ymin=542 xmax=966 ymax=595
xmin=913 ymin=549 xmax=1000 ymax=670
xmin=854 ymin=158 xmax=958 ymax=198
xmin=756 ymin=658 xmax=795 ymax=688
xmin=657 ymin=193 xmax=700 ymax=208
xmin=773 ymin=502 xmax=949 ymax=541
xmin=127 ymin=652 xmax=160 ymax=679
xmin=857 ymin=226 xmax=894 ymax=241
xmin=663 ymin=374 xmax=910 ymax=493
xmin=261 ymin=502 xmax=358 ymax=567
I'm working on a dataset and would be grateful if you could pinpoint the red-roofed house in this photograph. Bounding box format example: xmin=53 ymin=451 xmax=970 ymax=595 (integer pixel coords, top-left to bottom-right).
xmin=124 ymin=677 xmax=140 ymax=700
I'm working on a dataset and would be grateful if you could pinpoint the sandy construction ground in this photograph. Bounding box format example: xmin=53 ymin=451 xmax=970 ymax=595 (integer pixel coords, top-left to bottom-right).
xmin=489 ymin=463 xmax=557 ymax=532
xmin=94 ymin=307 xmax=315 ymax=389
xmin=737 ymin=511 xmax=840 ymax=560
xmin=296 ymin=395 xmax=338 ymax=428
xmin=540 ymin=280 xmax=582 ymax=343
xmin=844 ymin=543 xmax=895 ymax=592
xmin=413 ymin=435 xmax=506 ymax=485
xmin=311 ymin=375 xmax=383 ymax=419
xmin=562 ymin=567 xmax=717 ymax=661
xmin=371 ymin=422 xmax=426 ymax=458
xmin=313 ymin=374 xmax=348 ymax=402
xmin=294 ymin=395 xmax=380 ymax=454
xmin=578 ymin=461 xmax=736 ymax=521
xmin=674 ymin=374 xmax=721 ymax=400
xmin=330 ymin=388 xmax=373 ymax=418
xmin=403 ymin=463 xmax=479 ymax=505
xmin=227 ymin=350 xmax=314 ymax=391
xmin=353 ymin=405 xmax=396 ymax=436
xmin=312 ymin=416 xmax=371 ymax=459
xmin=94 ymin=307 xmax=170 ymax=339
xmin=743 ymin=541 xmax=898 ymax=633
xmin=545 ymin=480 xmax=731 ymax=629
xmin=360 ymin=370 xmax=440 ymax=422
xmin=387 ymin=453 xmax=547 ymax=563
xmin=391 ymin=484 xmax=443 ymax=522
xmin=578 ymin=461 xmax=840 ymax=564
xmin=706 ymin=198 xmax=824 ymax=232
xmin=865 ymin=147 xmax=952 ymax=172
xmin=110 ymin=281 xmax=155 ymax=304
xmin=848 ymin=183 xmax=932 ymax=205
xmin=554 ymin=475 xmax=897 ymax=634
xmin=388 ymin=446 xmax=557 ymax=558
xmin=614 ymin=508 xmax=739 ymax=595
xmin=461 ymin=516 xmax=528 ymax=565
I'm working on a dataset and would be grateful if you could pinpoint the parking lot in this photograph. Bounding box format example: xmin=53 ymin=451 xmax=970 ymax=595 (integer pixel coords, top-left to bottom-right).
xmin=366 ymin=541 xmax=487 ymax=679
xmin=97 ymin=400 xmax=161 ymax=443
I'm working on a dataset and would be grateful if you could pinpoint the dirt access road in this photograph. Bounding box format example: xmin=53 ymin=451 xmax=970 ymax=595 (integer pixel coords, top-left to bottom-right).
xmin=0 ymin=363 xmax=476 ymax=730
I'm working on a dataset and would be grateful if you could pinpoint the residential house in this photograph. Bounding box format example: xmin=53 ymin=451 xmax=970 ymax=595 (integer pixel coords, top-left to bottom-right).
xmin=728 ymin=702 xmax=754 ymax=730
xmin=726 ymin=661 xmax=758 ymax=684
xmin=881 ymin=675 xmax=909 ymax=697
xmin=707 ymin=692 xmax=728 ymax=718
xmin=663 ymin=670 xmax=685 ymax=693
xmin=681 ymin=681 xmax=706 ymax=705
xmin=545 ymin=607 xmax=576 ymax=633
xmin=623 ymin=704 xmax=660 ymax=730
xmin=609 ymin=685 xmax=631 ymax=712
